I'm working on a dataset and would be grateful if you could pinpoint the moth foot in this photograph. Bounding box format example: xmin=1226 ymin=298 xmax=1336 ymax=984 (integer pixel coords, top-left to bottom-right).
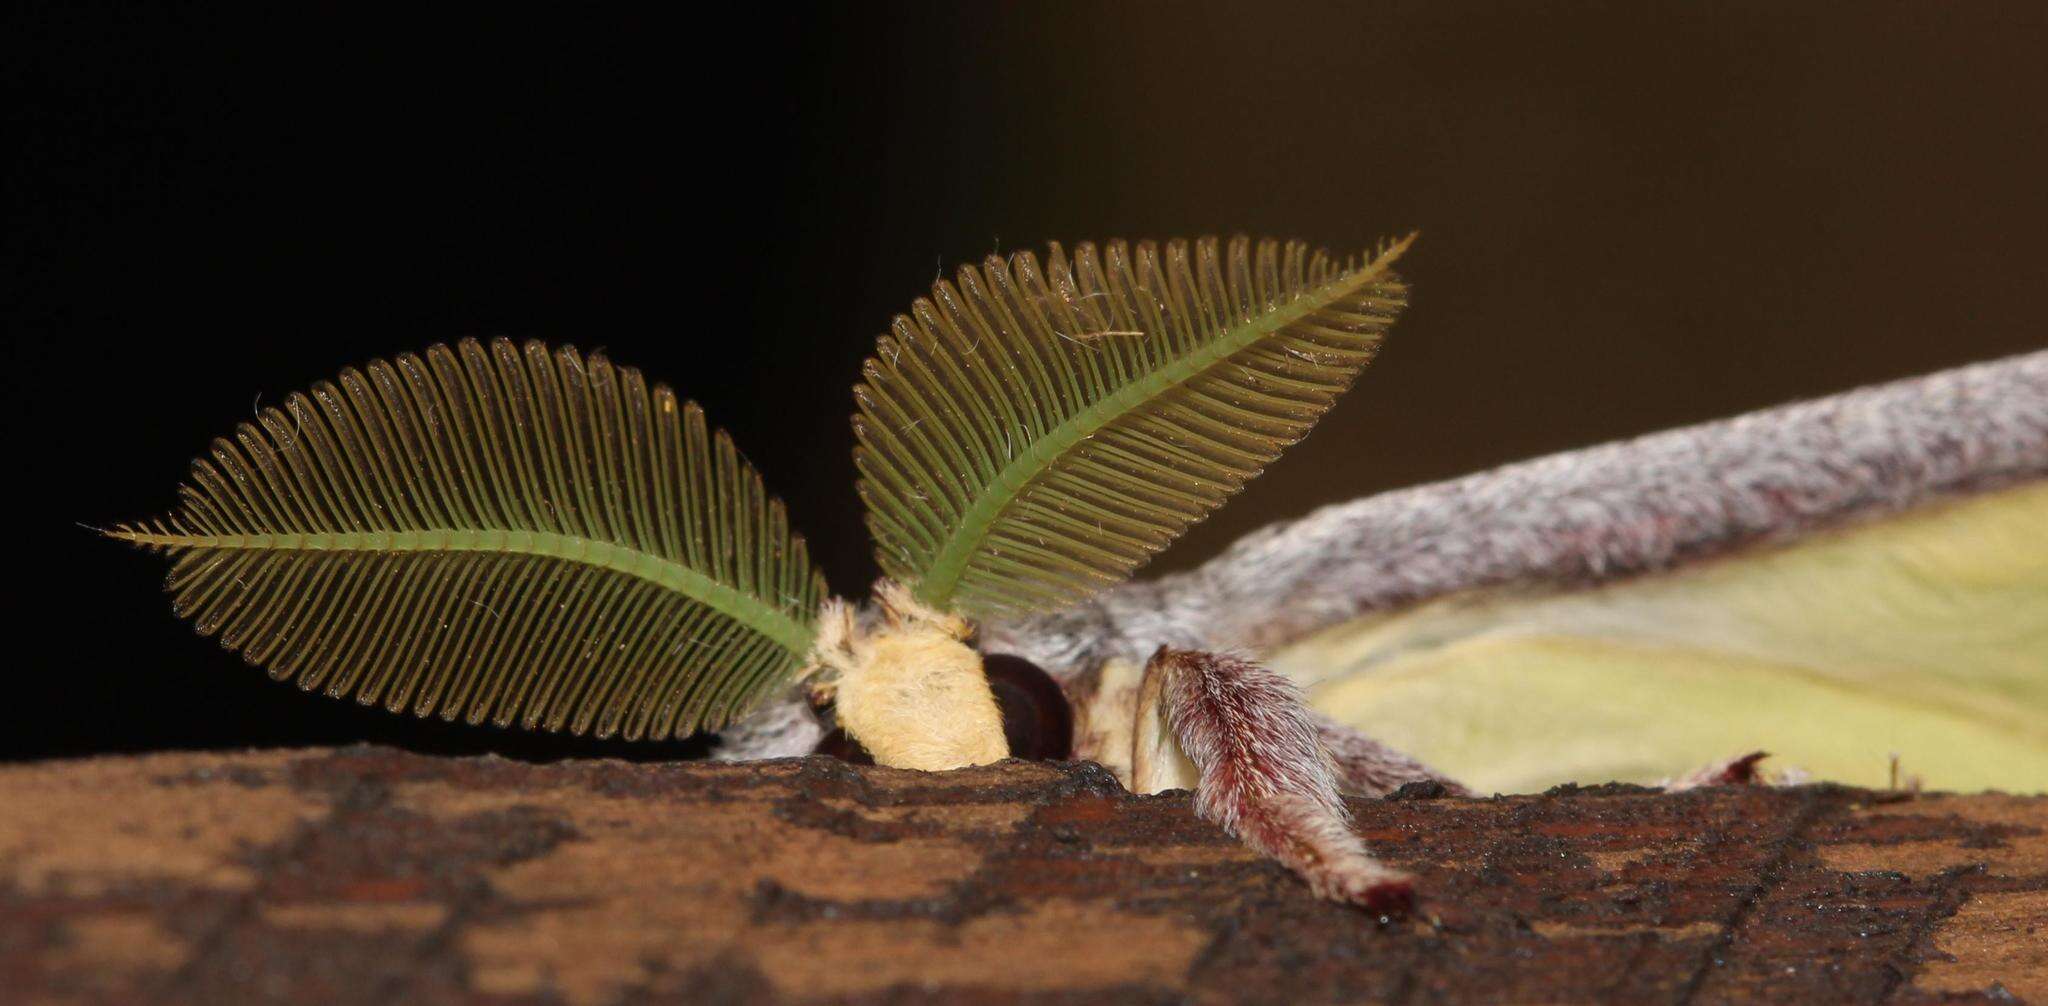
xmin=1312 ymin=862 xmax=1416 ymax=915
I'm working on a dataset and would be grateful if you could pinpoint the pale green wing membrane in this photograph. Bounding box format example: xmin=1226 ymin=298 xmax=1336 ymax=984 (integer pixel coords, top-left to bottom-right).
xmin=1284 ymin=482 xmax=2048 ymax=792
xmin=110 ymin=339 xmax=828 ymax=739
xmin=855 ymin=234 xmax=1413 ymax=617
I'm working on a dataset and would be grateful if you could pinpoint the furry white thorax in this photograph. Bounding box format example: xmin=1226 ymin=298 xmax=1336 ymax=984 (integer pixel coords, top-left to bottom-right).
xmin=808 ymin=581 xmax=1009 ymax=771
xmin=1069 ymin=657 xmax=1143 ymax=788
xmin=1066 ymin=655 xmax=1201 ymax=795
xmin=1130 ymin=657 xmax=1200 ymax=795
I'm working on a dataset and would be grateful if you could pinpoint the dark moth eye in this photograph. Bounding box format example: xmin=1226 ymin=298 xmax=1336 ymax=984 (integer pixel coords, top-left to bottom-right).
xmin=810 ymin=652 xmax=1073 ymax=764
xmin=983 ymin=652 xmax=1073 ymax=761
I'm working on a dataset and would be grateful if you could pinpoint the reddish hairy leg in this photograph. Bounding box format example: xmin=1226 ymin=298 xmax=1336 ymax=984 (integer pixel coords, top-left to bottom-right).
xmin=1137 ymin=647 xmax=1416 ymax=912
xmin=1317 ymin=717 xmax=1768 ymax=797
xmin=1664 ymin=750 xmax=1777 ymax=789
xmin=1313 ymin=713 xmax=1472 ymax=798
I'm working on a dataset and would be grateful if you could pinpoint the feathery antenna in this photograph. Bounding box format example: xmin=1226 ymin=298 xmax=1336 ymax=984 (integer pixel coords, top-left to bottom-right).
xmin=110 ymin=338 xmax=829 ymax=739
xmin=854 ymin=233 xmax=1414 ymax=617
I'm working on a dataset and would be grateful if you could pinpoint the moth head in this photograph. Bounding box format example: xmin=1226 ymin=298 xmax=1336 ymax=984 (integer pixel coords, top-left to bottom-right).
xmin=815 ymin=232 xmax=1411 ymax=768
xmin=813 ymin=638 xmax=1074 ymax=765
xmin=805 ymin=580 xmax=1073 ymax=769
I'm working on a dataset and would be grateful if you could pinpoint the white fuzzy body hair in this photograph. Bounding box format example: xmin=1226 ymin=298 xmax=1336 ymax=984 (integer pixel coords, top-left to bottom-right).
xmin=984 ymin=350 xmax=2048 ymax=674
xmin=1130 ymin=655 xmax=1199 ymax=794
xmin=1068 ymin=657 xmax=1145 ymax=787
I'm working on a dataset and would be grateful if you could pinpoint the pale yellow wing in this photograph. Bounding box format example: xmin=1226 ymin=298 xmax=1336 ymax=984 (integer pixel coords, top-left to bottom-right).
xmin=1272 ymin=481 xmax=2048 ymax=793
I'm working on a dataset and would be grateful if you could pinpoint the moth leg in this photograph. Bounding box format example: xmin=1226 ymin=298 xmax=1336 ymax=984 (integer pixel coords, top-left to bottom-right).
xmin=1135 ymin=646 xmax=1414 ymax=912
xmin=1312 ymin=714 xmax=1471 ymax=798
xmin=1663 ymin=750 xmax=1781 ymax=790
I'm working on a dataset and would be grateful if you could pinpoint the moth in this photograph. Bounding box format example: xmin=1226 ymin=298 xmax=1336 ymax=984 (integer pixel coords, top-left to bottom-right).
xmin=110 ymin=234 xmax=2048 ymax=912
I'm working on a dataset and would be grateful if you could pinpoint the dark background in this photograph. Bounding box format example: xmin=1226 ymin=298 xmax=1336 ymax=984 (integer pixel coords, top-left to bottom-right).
xmin=8 ymin=3 xmax=2044 ymax=761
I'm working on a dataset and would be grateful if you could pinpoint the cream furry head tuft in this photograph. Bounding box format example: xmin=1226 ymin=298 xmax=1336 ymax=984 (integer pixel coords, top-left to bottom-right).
xmin=809 ymin=581 xmax=1008 ymax=771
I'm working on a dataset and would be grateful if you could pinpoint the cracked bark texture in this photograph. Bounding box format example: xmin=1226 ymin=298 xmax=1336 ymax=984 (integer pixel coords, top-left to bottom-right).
xmin=2 ymin=747 xmax=2043 ymax=1005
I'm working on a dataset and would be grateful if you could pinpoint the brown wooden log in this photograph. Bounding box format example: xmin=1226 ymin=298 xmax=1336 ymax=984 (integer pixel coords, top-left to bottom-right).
xmin=2 ymin=746 xmax=2042 ymax=1005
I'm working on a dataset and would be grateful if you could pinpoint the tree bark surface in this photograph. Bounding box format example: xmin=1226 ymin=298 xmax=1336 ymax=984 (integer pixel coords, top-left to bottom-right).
xmin=3 ymin=746 xmax=2043 ymax=1005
